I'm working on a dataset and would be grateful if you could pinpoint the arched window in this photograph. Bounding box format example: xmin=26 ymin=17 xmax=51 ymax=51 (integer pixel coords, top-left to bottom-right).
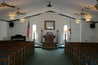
xmin=32 ymin=24 xmax=37 ymax=40
xmin=64 ymin=25 xmax=69 ymax=42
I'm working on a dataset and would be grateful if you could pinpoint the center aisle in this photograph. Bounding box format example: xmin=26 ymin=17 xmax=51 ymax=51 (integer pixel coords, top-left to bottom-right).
xmin=24 ymin=48 xmax=73 ymax=65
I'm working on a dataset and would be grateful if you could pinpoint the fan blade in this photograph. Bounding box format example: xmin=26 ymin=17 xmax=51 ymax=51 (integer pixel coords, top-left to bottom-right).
xmin=17 ymin=11 xmax=25 ymax=15
xmin=0 ymin=0 xmax=16 ymax=8
xmin=95 ymin=0 xmax=98 ymax=10
xmin=16 ymin=8 xmax=25 ymax=15
xmin=97 ymin=0 xmax=98 ymax=3
xmin=0 ymin=0 xmax=6 ymax=7
xmin=5 ymin=3 xmax=16 ymax=8
xmin=0 ymin=4 xmax=4 ymax=7
xmin=94 ymin=4 xmax=98 ymax=10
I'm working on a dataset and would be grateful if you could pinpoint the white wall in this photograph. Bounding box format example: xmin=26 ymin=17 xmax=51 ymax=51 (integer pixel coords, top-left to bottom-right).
xmin=81 ymin=21 xmax=96 ymax=42
xmin=7 ymin=12 xmax=97 ymax=43
xmin=0 ymin=21 xmax=8 ymax=40
xmin=71 ymin=19 xmax=81 ymax=42
xmin=7 ymin=12 xmax=81 ymax=43
xmin=96 ymin=23 xmax=98 ymax=42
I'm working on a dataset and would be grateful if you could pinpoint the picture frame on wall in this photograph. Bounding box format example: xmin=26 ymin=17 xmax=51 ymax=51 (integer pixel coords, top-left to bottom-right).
xmin=44 ymin=20 xmax=55 ymax=30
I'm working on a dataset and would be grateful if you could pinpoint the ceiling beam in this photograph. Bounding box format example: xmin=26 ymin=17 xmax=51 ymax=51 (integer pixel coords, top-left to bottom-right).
xmin=0 ymin=19 xmax=11 ymax=22
xmin=8 ymin=13 xmax=42 ymax=22
xmin=3 ymin=10 xmax=96 ymax=23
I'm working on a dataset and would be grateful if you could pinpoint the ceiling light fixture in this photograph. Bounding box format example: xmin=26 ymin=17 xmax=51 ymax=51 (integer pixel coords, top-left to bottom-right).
xmin=47 ymin=1 xmax=52 ymax=7
xmin=8 ymin=12 xmax=16 ymax=20
xmin=75 ymin=18 xmax=80 ymax=24
xmin=20 ymin=17 xmax=25 ymax=23
xmin=84 ymin=14 xmax=92 ymax=22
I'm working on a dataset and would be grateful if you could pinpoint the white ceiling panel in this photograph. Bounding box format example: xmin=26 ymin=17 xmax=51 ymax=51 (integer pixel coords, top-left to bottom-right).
xmin=0 ymin=0 xmax=98 ymax=21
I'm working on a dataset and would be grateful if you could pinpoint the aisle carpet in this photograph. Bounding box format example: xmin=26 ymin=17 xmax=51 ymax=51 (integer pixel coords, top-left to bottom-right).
xmin=24 ymin=48 xmax=73 ymax=65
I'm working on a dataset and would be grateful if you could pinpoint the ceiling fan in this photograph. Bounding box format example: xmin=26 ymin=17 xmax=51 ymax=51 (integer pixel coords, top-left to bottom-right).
xmin=0 ymin=0 xmax=16 ymax=8
xmin=84 ymin=0 xmax=98 ymax=10
xmin=47 ymin=1 xmax=52 ymax=7
xmin=16 ymin=8 xmax=26 ymax=15
xmin=75 ymin=8 xmax=86 ymax=16
xmin=79 ymin=9 xmax=86 ymax=15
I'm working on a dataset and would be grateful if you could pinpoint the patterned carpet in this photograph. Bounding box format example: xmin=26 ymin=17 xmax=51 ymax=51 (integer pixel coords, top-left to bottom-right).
xmin=24 ymin=48 xmax=73 ymax=65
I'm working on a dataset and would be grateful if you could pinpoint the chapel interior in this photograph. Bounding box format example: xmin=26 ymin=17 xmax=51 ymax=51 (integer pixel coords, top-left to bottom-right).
xmin=0 ymin=0 xmax=98 ymax=65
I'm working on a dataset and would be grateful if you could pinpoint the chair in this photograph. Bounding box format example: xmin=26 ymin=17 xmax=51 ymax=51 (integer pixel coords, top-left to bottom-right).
xmin=42 ymin=32 xmax=57 ymax=49
xmin=44 ymin=32 xmax=55 ymax=43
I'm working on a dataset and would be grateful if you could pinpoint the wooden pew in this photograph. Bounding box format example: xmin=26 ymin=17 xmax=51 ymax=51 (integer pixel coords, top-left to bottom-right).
xmin=0 ymin=47 xmax=22 ymax=65
xmin=72 ymin=47 xmax=98 ymax=65
xmin=0 ymin=51 xmax=16 ymax=65
xmin=92 ymin=60 xmax=98 ymax=65
xmin=0 ymin=41 xmax=34 ymax=60
xmin=65 ymin=42 xmax=98 ymax=65
xmin=0 ymin=57 xmax=10 ymax=65
xmin=0 ymin=40 xmax=34 ymax=65
xmin=82 ymin=55 xmax=98 ymax=65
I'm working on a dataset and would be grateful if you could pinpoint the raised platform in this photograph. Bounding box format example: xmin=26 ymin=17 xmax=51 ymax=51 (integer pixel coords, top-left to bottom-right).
xmin=42 ymin=42 xmax=57 ymax=49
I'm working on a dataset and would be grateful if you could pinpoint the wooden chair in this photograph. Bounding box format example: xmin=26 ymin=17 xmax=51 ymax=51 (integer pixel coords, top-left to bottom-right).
xmin=42 ymin=32 xmax=57 ymax=49
xmin=44 ymin=32 xmax=55 ymax=43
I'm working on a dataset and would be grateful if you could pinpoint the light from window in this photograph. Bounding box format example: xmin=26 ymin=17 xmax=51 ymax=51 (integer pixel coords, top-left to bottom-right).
xmin=32 ymin=24 xmax=37 ymax=40
xmin=64 ymin=25 xmax=68 ymax=41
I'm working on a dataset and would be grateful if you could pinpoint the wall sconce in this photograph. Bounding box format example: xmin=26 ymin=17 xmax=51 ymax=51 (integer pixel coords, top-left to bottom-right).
xmin=8 ymin=12 xmax=16 ymax=20
xmin=84 ymin=14 xmax=92 ymax=22
xmin=20 ymin=17 xmax=25 ymax=23
xmin=75 ymin=18 xmax=80 ymax=24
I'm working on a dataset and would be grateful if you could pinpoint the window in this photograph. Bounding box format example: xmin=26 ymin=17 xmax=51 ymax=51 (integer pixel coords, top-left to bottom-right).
xmin=63 ymin=25 xmax=68 ymax=41
xmin=32 ymin=24 xmax=37 ymax=40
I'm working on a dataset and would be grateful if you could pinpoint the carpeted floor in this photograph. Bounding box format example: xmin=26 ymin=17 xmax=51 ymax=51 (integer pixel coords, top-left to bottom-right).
xmin=24 ymin=48 xmax=73 ymax=65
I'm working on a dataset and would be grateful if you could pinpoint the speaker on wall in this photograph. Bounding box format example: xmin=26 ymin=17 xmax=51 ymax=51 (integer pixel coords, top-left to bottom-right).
xmin=90 ymin=23 xmax=95 ymax=28
xmin=9 ymin=22 xmax=14 ymax=27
